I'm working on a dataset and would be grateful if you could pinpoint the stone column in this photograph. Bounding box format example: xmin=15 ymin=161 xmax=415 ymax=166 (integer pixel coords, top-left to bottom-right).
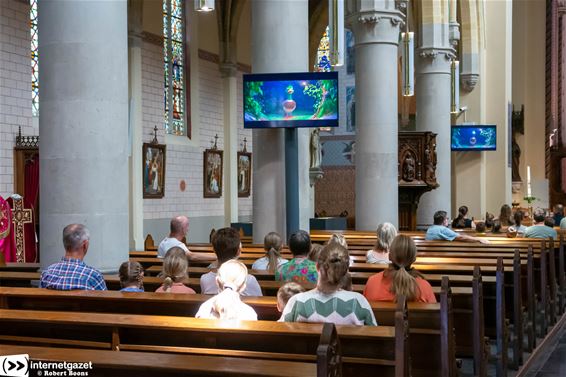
xmin=128 ymin=0 xmax=144 ymax=251
xmin=39 ymin=1 xmax=129 ymax=272
xmin=220 ymin=63 xmax=239 ymax=226
xmin=347 ymin=2 xmax=403 ymax=230
xmin=415 ymin=48 xmax=453 ymax=227
xmin=251 ymin=0 xmax=309 ymax=242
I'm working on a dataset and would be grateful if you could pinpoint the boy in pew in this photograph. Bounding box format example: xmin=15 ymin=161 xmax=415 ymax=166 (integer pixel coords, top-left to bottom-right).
xmin=196 ymin=260 xmax=258 ymax=320
xmin=40 ymin=224 xmax=106 ymax=291
xmin=200 ymin=228 xmax=262 ymax=296
xmin=119 ymin=261 xmax=144 ymax=292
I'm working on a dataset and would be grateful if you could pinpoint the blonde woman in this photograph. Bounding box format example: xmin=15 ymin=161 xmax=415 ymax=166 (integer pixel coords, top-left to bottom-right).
xmin=252 ymin=232 xmax=288 ymax=272
xmin=364 ymin=235 xmax=436 ymax=303
xmin=155 ymin=247 xmax=196 ymax=293
xmin=366 ymin=223 xmax=397 ymax=264
xmin=281 ymin=243 xmax=376 ymax=326
xmin=195 ymin=260 xmax=258 ymax=320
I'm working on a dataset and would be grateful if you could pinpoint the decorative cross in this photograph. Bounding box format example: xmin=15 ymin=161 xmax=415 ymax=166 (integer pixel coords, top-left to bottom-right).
xmin=12 ymin=197 xmax=32 ymax=263
xmin=213 ymin=134 xmax=219 ymax=150
xmin=151 ymin=126 xmax=159 ymax=144
xmin=242 ymin=137 xmax=248 ymax=153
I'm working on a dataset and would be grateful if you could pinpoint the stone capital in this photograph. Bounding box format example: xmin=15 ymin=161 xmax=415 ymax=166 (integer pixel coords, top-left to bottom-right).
xmin=460 ymin=73 xmax=480 ymax=92
xmin=346 ymin=8 xmax=404 ymax=46
xmin=416 ymin=47 xmax=454 ymax=75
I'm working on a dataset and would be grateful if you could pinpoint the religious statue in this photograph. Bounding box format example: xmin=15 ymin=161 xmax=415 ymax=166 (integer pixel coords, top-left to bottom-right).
xmin=511 ymin=105 xmax=525 ymax=182
xmin=402 ymin=153 xmax=416 ymax=182
xmin=310 ymin=129 xmax=322 ymax=169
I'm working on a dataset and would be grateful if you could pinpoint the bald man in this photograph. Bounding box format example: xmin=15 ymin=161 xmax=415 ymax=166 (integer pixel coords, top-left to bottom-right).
xmin=157 ymin=216 xmax=216 ymax=262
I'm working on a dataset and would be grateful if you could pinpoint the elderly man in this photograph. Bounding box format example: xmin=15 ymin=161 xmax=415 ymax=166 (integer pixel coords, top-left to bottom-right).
xmin=40 ymin=224 xmax=106 ymax=290
xmin=425 ymin=210 xmax=489 ymax=244
xmin=157 ymin=215 xmax=216 ymax=262
xmin=526 ymin=209 xmax=558 ymax=239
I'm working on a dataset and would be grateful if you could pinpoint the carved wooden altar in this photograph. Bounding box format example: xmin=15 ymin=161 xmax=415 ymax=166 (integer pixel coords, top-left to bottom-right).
xmin=398 ymin=132 xmax=439 ymax=231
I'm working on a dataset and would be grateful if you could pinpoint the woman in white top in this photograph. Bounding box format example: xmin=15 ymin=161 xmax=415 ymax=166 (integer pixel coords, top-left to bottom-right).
xmin=251 ymin=232 xmax=288 ymax=272
xmin=508 ymin=210 xmax=528 ymax=235
xmin=366 ymin=222 xmax=397 ymax=264
xmin=195 ymin=260 xmax=258 ymax=321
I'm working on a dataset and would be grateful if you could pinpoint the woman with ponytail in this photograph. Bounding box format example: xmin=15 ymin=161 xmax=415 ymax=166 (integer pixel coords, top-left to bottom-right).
xmin=252 ymin=232 xmax=288 ymax=272
xmin=195 ymin=260 xmax=258 ymax=320
xmin=451 ymin=205 xmax=473 ymax=229
xmin=363 ymin=235 xmax=436 ymax=303
xmin=155 ymin=247 xmax=196 ymax=293
xmin=281 ymin=242 xmax=376 ymax=326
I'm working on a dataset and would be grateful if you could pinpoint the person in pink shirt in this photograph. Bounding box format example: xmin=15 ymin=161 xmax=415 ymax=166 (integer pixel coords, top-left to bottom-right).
xmin=155 ymin=247 xmax=196 ymax=294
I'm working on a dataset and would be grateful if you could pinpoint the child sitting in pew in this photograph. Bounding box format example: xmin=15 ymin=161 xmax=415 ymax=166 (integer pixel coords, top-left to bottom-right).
xmin=281 ymin=241 xmax=377 ymax=326
xmin=201 ymin=227 xmax=262 ymax=296
xmin=119 ymin=261 xmax=145 ymax=292
xmin=196 ymin=260 xmax=258 ymax=320
xmin=155 ymin=247 xmax=196 ymax=294
xmin=251 ymin=232 xmax=288 ymax=272
xmin=276 ymin=282 xmax=306 ymax=312
xmin=363 ymin=235 xmax=436 ymax=303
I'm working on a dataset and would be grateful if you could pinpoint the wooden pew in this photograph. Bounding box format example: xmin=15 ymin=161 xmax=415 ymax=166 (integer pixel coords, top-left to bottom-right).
xmin=0 ymin=308 xmax=407 ymax=377
xmin=1 ymin=344 xmax=319 ymax=377
xmin=0 ymin=285 xmax=459 ymax=377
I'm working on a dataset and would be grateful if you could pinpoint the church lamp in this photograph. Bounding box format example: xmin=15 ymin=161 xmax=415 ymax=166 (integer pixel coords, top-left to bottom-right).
xmin=401 ymin=32 xmax=414 ymax=97
xmin=450 ymin=60 xmax=460 ymax=114
xmin=328 ymin=0 xmax=344 ymax=67
xmin=195 ymin=0 xmax=214 ymax=12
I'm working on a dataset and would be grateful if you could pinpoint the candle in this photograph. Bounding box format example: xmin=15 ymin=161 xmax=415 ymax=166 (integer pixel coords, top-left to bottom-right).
xmin=527 ymin=166 xmax=532 ymax=197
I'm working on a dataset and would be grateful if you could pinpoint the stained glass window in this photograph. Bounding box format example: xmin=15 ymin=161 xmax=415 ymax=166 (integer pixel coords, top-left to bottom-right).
xmin=30 ymin=0 xmax=39 ymax=117
xmin=315 ymin=26 xmax=331 ymax=72
xmin=163 ymin=0 xmax=188 ymax=136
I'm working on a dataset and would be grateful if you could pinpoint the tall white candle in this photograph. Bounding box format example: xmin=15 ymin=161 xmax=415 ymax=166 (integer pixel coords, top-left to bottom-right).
xmin=527 ymin=166 xmax=532 ymax=197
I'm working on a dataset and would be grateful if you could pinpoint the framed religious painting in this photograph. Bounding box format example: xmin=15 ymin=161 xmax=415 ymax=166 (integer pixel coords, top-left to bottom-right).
xmin=203 ymin=149 xmax=223 ymax=198
xmin=237 ymin=151 xmax=252 ymax=197
xmin=143 ymin=142 xmax=166 ymax=199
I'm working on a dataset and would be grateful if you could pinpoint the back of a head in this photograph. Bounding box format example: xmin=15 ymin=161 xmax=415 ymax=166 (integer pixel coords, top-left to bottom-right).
xmin=212 ymin=227 xmax=241 ymax=264
xmin=514 ymin=210 xmax=523 ymax=226
xmin=317 ymin=242 xmax=350 ymax=290
xmin=433 ymin=211 xmax=447 ymax=225
xmin=212 ymin=260 xmax=249 ymax=319
xmin=308 ymin=243 xmax=324 ymax=262
xmin=499 ymin=204 xmax=512 ymax=224
xmin=459 ymin=206 xmax=468 ymax=216
xmin=264 ymin=232 xmax=283 ymax=272
xmin=555 ymin=204 xmax=564 ymax=215
xmin=329 ymin=234 xmax=348 ymax=248
xmin=492 ymin=220 xmax=502 ymax=233
xmin=475 ymin=222 xmax=487 ymax=233
xmin=533 ymin=209 xmax=546 ymax=223
xmin=277 ymin=282 xmax=306 ymax=309
xmin=375 ymin=222 xmax=398 ymax=251
xmin=62 ymin=224 xmax=90 ymax=252
xmin=485 ymin=212 xmax=495 ymax=228
xmin=387 ymin=235 xmax=421 ymax=301
xmin=170 ymin=216 xmax=188 ymax=235
xmin=544 ymin=216 xmax=555 ymax=228
xmin=119 ymin=261 xmax=144 ymax=289
xmin=289 ymin=230 xmax=311 ymax=257
xmin=161 ymin=247 xmax=188 ymax=291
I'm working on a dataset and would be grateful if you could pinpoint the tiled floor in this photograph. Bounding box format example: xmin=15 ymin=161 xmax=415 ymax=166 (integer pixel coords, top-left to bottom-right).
xmin=523 ymin=322 xmax=566 ymax=377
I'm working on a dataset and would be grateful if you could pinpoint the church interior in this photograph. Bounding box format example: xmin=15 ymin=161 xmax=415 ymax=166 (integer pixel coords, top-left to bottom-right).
xmin=0 ymin=0 xmax=565 ymax=376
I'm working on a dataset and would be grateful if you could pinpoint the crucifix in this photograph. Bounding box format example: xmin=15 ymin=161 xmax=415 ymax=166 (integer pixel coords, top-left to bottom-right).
xmin=11 ymin=197 xmax=32 ymax=263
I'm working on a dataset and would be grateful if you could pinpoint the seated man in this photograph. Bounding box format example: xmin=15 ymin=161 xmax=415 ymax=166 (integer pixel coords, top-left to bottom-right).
xmin=40 ymin=224 xmax=106 ymax=290
xmin=157 ymin=216 xmax=216 ymax=262
xmin=425 ymin=210 xmax=489 ymax=244
xmin=200 ymin=227 xmax=262 ymax=296
xmin=525 ymin=209 xmax=558 ymax=239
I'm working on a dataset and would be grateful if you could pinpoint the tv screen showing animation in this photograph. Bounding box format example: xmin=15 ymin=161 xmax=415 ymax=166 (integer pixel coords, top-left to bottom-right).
xmin=451 ymin=125 xmax=497 ymax=151
xmin=243 ymin=72 xmax=339 ymax=129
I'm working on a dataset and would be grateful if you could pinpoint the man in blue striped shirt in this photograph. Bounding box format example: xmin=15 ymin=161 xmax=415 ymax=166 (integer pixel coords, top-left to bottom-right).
xmin=40 ymin=224 xmax=106 ymax=291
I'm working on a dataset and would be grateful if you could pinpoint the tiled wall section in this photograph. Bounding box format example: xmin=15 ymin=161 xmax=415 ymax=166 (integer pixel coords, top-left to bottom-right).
xmin=0 ymin=0 xmax=35 ymax=197
xmin=141 ymin=40 xmax=252 ymax=221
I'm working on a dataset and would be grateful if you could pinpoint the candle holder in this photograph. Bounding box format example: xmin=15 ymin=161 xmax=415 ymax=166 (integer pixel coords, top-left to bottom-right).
xmin=524 ymin=195 xmax=537 ymax=219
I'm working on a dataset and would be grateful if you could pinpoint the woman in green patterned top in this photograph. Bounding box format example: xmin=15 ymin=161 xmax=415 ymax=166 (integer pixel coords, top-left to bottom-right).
xmin=275 ymin=230 xmax=318 ymax=284
xmin=281 ymin=242 xmax=377 ymax=326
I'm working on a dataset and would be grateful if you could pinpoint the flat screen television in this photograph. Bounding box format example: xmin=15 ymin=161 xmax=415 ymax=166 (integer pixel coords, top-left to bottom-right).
xmin=243 ymin=72 xmax=339 ymax=129
xmin=451 ymin=125 xmax=497 ymax=151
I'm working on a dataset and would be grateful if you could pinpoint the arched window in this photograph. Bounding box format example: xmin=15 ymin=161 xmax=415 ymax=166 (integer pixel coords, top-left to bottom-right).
xmin=30 ymin=0 xmax=39 ymax=117
xmin=163 ymin=0 xmax=189 ymax=137
xmin=315 ymin=26 xmax=331 ymax=72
